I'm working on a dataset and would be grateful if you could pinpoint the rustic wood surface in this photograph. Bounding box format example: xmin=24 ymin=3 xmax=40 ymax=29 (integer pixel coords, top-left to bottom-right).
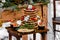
xmin=6 ymin=27 xmax=49 ymax=40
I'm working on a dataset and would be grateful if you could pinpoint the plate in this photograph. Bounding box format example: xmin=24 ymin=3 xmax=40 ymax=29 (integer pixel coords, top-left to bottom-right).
xmin=17 ymin=29 xmax=34 ymax=32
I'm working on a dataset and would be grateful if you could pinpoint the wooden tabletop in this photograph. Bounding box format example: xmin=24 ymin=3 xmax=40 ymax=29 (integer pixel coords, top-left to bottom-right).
xmin=6 ymin=27 xmax=49 ymax=35
xmin=53 ymin=17 xmax=60 ymax=24
xmin=6 ymin=27 xmax=49 ymax=40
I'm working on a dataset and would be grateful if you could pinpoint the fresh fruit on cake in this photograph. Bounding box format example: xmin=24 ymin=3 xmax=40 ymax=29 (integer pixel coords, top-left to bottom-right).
xmin=11 ymin=23 xmax=18 ymax=27
xmin=30 ymin=17 xmax=38 ymax=21
xmin=26 ymin=5 xmax=36 ymax=10
xmin=20 ymin=16 xmax=25 ymax=21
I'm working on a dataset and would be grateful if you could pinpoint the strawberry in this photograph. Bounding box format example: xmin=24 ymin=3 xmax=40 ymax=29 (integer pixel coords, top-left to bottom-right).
xmin=8 ymin=19 xmax=14 ymax=22
xmin=32 ymin=6 xmax=36 ymax=10
xmin=12 ymin=23 xmax=17 ymax=27
xmin=33 ymin=17 xmax=37 ymax=21
xmin=39 ymin=22 xmax=42 ymax=25
xmin=31 ymin=17 xmax=37 ymax=21
xmin=20 ymin=16 xmax=24 ymax=21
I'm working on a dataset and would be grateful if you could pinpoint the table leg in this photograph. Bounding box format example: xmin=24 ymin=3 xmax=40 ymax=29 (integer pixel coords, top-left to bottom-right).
xmin=33 ymin=33 xmax=36 ymax=40
xmin=9 ymin=33 xmax=12 ymax=40
xmin=22 ymin=35 xmax=28 ymax=40
xmin=17 ymin=37 xmax=20 ymax=40
xmin=41 ymin=33 xmax=47 ymax=40
xmin=53 ymin=23 xmax=56 ymax=40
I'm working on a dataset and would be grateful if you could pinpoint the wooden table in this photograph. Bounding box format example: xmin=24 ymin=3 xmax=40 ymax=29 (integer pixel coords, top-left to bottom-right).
xmin=6 ymin=27 xmax=49 ymax=40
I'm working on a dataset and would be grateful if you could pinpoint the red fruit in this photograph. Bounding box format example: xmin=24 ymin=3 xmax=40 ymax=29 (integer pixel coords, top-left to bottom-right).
xmin=26 ymin=8 xmax=28 ymax=10
xmin=31 ymin=17 xmax=37 ymax=21
xmin=39 ymin=22 xmax=42 ymax=25
xmin=20 ymin=16 xmax=24 ymax=21
xmin=11 ymin=20 xmax=14 ymax=22
xmin=26 ymin=5 xmax=35 ymax=10
xmin=33 ymin=17 xmax=37 ymax=21
xmin=32 ymin=6 xmax=35 ymax=10
xmin=8 ymin=19 xmax=14 ymax=22
xmin=12 ymin=23 xmax=17 ymax=27
xmin=27 ymin=8 xmax=30 ymax=10
xmin=31 ymin=18 xmax=33 ymax=20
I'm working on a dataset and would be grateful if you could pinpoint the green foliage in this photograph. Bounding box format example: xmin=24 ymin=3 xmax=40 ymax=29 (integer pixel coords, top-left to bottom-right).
xmin=40 ymin=0 xmax=50 ymax=4
xmin=15 ymin=23 xmax=34 ymax=30
xmin=2 ymin=2 xmax=16 ymax=8
xmin=33 ymin=0 xmax=50 ymax=4
xmin=19 ymin=23 xmax=34 ymax=29
xmin=0 ymin=0 xmax=50 ymax=10
xmin=1 ymin=0 xmax=50 ymax=8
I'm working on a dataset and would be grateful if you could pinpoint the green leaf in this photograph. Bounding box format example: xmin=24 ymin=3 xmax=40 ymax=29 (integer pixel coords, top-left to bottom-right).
xmin=2 ymin=2 xmax=16 ymax=8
